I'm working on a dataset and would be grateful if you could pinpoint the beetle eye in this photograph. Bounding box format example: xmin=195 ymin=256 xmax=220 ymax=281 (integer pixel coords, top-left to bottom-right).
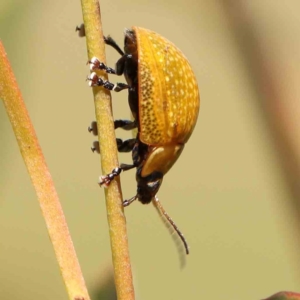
xmin=137 ymin=180 xmax=160 ymax=195
xmin=147 ymin=180 xmax=161 ymax=191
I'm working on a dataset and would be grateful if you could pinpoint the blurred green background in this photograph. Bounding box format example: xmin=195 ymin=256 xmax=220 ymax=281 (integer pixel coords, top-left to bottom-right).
xmin=1 ymin=1 xmax=300 ymax=299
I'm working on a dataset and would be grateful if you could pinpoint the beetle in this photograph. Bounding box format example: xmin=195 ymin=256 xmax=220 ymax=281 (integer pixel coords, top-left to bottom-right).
xmin=88 ymin=27 xmax=200 ymax=255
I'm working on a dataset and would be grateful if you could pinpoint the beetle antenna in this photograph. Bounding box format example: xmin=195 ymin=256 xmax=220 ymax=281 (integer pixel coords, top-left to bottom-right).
xmin=152 ymin=196 xmax=189 ymax=256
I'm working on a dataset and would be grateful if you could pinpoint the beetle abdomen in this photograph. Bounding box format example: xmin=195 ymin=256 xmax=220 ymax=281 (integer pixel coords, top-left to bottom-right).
xmin=133 ymin=26 xmax=200 ymax=146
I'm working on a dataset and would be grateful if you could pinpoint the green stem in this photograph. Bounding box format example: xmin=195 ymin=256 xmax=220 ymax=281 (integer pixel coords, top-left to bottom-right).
xmin=79 ymin=1 xmax=135 ymax=299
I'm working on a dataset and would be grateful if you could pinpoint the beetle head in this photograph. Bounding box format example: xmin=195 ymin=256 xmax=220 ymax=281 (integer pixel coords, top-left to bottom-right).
xmin=136 ymin=169 xmax=163 ymax=204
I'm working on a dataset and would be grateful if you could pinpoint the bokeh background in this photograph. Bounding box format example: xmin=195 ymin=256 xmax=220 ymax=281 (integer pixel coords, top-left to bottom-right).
xmin=1 ymin=1 xmax=300 ymax=299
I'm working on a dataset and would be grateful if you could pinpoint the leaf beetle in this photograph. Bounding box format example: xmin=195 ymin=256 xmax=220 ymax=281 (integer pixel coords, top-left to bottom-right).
xmin=88 ymin=27 xmax=200 ymax=255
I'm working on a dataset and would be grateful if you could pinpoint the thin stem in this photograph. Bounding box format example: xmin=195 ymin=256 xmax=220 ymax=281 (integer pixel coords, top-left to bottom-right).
xmin=79 ymin=1 xmax=135 ymax=299
xmin=0 ymin=42 xmax=90 ymax=300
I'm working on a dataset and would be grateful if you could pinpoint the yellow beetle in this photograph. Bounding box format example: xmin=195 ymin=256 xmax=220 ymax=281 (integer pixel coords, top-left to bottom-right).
xmin=88 ymin=27 xmax=200 ymax=254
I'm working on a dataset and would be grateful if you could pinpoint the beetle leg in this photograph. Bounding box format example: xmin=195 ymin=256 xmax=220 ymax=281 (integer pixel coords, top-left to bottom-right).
xmin=89 ymin=120 xmax=136 ymax=153
xmin=75 ymin=24 xmax=85 ymax=37
xmin=99 ymin=163 xmax=136 ymax=187
xmin=89 ymin=57 xmax=116 ymax=74
xmin=88 ymin=119 xmax=136 ymax=136
xmin=119 ymin=163 xmax=136 ymax=171
xmin=123 ymin=195 xmax=138 ymax=207
xmin=88 ymin=121 xmax=98 ymax=135
xmin=75 ymin=26 xmax=124 ymax=56
xmin=99 ymin=167 xmax=122 ymax=187
xmin=87 ymin=72 xmax=130 ymax=92
xmin=114 ymin=119 xmax=137 ymax=130
xmin=116 ymin=138 xmax=136 ymax=152
xmin=90 ymin=138 xmax=135 ymax=154
xmin=91 ymin=141 xmax=100 ymax=153
xmin=89 ymin=55 xmax=131 ymax=76
xmin=115 ymin=54 xmax=132 ymax=75
xmin=104 ymin=36 xmax=124 ymax=56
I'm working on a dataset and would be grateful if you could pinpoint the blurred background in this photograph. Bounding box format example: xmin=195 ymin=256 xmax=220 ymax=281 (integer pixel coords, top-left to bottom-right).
xmin=1 ymin=0 xmax=300 ymax=299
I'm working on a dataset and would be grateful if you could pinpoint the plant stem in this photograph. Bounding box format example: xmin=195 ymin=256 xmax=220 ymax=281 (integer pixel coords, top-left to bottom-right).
xmin=0 ymin=42 xmax=91 ymax=300
xmin=79 ymin=1 xmax=135 ymax=299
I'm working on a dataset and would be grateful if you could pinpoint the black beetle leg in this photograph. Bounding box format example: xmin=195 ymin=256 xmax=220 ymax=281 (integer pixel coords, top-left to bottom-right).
xmin=89 ymin=120 xmax=136 ymax=153
xmin=75 ymin=24 xmax=85 ymax=37
xmin=99 ymin=167 xmax=122 ymax=187
xmin=91 ymin=141 xmax=100 ymax=153
xmin=114 ymin=119 xmax=137 ymax=130
xmin=123 ymin=195 xmax=138 ymax=207
xmin=99 ymin=163 xmax=136 ymax=187
xmin=115 ymin=54 xmax=132 ymax=75
xmin=89 ymin=54 xmax=132 ymax=76
xmin=104 ymin=36 xmax=124 ymax=56
xmin=88 ymin=119 xmax=137 ymax=136
xmin=116 ymin=138 xmax=136 ymax=152
xmin=91 ymin=138 xmax=135 ymax=154
xmin=76 ymin=29 xmax=124 ymax=54
xmin=119 ymin=163 xmax=137 ymax=171
xmin=88 ymin=57 xmax=116 ymax=74
xmin=87 ymin=72 xmax=130 ymax=92
xmin=88 ymin=121 xmax=98 ymax=135
xmin=75 ymin=27 xmax=124 ymax=55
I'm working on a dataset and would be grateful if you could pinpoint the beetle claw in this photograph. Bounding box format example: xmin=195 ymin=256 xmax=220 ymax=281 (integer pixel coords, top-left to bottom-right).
xmin=98 ymin=167 xmax=122 ymax=187
xmin=88 ymin=57 xmax=117 ymax=74
xmin=88 ymin=121 xmax=98 ymax=136
xmin=91 ymin=141 xmax=100 ymax=154
xmin=123 ymin=195 xmax=138 ymax=207
xmin=88 ymin=57 xmax=101 ymax=70
xmin=87 ymin=72 xmax=124 ymax=91
xmin=75 ymin=24 xmax=85 ymax=37
xmin=87 ymin=72 xmax=99 ymax=87
xmin=98 ymin=175 xmax=111 ymax=188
